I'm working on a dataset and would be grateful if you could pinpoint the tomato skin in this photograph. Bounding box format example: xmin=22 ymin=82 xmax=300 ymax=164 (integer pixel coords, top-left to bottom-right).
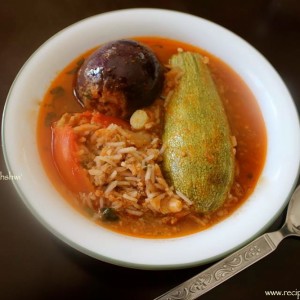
xmin=52 ymin=125 xmax=94 ymax=193
xmin=79 ymin=110 xmax=129 ymax=128
xmin=91 ymin=112 xmax=129 ymax=128
xmin=52 ymin=112 xmax=129 ymax=194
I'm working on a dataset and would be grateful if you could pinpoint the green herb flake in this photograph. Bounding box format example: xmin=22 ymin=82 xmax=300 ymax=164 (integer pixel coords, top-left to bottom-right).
xmin=101 ymin=207 xmax=119 ymax=222
xmin=66 ymin=57 xmax=85 ymax=75
xmin=43 ymin=103 xmax=53 ymax=108
xmin=83 ymin=90 xmax=93 ymax=100
xmin=66 ymin=68 xmax=78 ymax=75
xmin=44 ymin=112 xmax=57 ymax=127
xmin=50 ymin=86 xmax=65 ymax=97
xmin=76 ymin=57 xmax=85 ymax=67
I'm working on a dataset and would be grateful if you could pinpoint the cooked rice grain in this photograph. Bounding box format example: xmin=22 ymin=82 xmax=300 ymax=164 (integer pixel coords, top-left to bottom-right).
xmin=74 ymin=110 xmax=191 ymax=217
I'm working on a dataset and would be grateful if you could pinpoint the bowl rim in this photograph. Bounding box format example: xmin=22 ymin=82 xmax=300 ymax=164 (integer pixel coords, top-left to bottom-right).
xmin=2 ymin=8 xmax=300 ymax=270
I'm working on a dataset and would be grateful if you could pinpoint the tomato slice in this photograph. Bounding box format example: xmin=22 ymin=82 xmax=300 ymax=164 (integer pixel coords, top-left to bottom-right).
xmin=52 ymin=125 xmax=94 ymax=193
xmin=52 ymin=112 xmax=129 ymax=194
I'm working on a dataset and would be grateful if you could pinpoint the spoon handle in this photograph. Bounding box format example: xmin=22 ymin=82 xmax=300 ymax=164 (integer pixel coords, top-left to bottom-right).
xmin=154 ymin=233 xmax=280 ymax=300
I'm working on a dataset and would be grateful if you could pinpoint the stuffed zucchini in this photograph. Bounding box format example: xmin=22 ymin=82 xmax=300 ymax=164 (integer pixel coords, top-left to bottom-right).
xmin=163 ymin=52 xmax=235 ymax=213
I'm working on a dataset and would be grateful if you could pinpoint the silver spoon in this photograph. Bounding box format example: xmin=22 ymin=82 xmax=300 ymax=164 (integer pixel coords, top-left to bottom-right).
xmin=155 ymin=185 xmax=300 ymax=300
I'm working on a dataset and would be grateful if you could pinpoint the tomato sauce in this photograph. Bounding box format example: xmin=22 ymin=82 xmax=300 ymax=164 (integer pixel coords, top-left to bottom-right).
xmin=37 ymin=37 xmax=267 ymax=238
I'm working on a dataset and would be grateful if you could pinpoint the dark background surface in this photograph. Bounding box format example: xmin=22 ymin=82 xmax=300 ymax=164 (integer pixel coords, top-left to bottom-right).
xmin=1 ymin=0 xmax=300 ymax=299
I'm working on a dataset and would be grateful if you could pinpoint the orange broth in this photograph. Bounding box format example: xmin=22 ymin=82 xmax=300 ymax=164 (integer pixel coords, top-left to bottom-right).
xmin=37 ymin=37 xmax=267 ymax=238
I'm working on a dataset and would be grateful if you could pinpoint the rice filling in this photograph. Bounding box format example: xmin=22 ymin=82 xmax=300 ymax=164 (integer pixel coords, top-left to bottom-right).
xmin=58 ymin=106 xmax=192 ymax=224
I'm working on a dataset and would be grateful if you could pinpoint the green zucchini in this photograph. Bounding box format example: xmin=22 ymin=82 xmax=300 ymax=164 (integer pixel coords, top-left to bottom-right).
xmin=162 ymin=52 xmax=235 ymax=213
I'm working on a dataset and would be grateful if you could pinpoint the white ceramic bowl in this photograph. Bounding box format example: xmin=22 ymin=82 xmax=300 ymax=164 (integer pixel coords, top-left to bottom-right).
xmin=2 ymin=8 xmax=300 ymax=270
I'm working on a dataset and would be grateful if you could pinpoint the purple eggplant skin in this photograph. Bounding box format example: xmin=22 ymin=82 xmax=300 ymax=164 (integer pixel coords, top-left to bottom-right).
xmin=75 ymin=39 xmax=165 ymax=118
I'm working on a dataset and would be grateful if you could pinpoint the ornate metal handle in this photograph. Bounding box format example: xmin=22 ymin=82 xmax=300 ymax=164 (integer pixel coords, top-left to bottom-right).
xmin=154 ymin=233 xmax=279 ymax=300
